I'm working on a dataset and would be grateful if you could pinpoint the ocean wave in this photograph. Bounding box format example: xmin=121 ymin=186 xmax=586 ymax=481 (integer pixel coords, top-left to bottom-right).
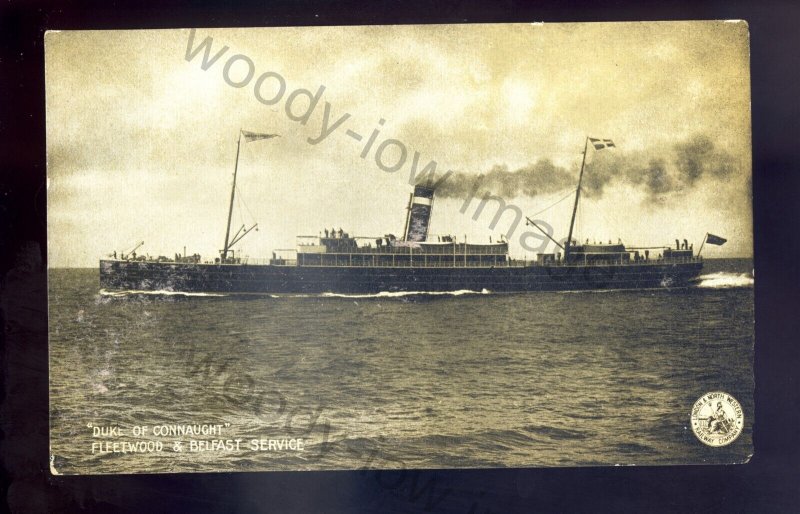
xmin=693 ymin=272 xmax=754 ymax=289
xmin=320 ymin=289 xmax=491 ymax=299
xmin=98 ymin=288 xmax=228 ymax=298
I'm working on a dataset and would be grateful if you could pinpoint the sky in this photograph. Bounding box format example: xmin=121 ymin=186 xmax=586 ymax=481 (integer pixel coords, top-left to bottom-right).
xmin=45 ymin=22 xmax=752 ymax=267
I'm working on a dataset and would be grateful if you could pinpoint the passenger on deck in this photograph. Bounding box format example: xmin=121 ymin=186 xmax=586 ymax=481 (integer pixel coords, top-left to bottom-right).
xmin=645 ymin=250 xmax=650 ymax=260
xmin=676 ymin=239 xmax=680 ymax=250
xmin=324 ymin=229 xmax=329 ymax=238
xmin=683 ymin=239 xmax=688 ymax=250
xmin=113 ymin=251 xmax=117 ymax=259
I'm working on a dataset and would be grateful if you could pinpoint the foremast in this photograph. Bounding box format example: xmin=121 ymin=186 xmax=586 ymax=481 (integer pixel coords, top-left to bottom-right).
xmin=221 ymin=130 xmax=279 ymax=261
xmin=221 ymin=130 xmax=243 ymax=261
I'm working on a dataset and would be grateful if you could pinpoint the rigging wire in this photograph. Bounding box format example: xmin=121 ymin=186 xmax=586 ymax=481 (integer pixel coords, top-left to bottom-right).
xmin=529 ymin=188 xmax=578 ymax=218
xmin=235 ymin=184 xmax=258 ymax=227
xmin=235 ymin=186 xmax=244 ymax=228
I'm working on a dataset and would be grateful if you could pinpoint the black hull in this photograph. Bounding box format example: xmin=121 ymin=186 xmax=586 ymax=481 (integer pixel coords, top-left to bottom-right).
xmin=99 ymin=260 xmax=704 ymax=294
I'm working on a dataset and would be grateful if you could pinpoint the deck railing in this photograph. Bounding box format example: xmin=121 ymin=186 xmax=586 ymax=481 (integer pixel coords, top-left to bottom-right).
xmin=265 ymin=255 xmax=702 ymax=268
xmin=114 ymin=255 xmax=701 ymax=268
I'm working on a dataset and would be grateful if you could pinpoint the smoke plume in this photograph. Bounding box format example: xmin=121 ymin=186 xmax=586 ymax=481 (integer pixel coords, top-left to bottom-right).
xmin=428 ymin=134 xmax=738 ymax=205
xmin=432 ymin=159 xmax=575 ymax=199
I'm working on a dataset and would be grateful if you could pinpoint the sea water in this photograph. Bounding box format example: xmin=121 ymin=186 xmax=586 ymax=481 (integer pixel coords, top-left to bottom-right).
xmin=48 ymin=259 xmax=754 ymax=473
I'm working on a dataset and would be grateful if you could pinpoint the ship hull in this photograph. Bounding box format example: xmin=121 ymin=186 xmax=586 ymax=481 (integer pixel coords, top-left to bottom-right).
xmin=99 ymin=259 xmax=704 ymax=294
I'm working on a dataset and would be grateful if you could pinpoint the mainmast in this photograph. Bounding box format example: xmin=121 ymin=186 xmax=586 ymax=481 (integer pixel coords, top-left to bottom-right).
xmin=222 ymin=129 xmax=243 ymax=261
xmin=565 ymin=136 xmax=589 ymax=260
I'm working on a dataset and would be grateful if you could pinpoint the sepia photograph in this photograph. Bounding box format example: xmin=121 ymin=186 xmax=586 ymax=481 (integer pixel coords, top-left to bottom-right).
xmin=45 ymin=22 xmax=753 ymax=475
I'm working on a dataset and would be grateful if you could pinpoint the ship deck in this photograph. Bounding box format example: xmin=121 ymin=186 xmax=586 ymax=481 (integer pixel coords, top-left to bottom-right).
xmin=104 ymin=255 xmax=703 ymax=268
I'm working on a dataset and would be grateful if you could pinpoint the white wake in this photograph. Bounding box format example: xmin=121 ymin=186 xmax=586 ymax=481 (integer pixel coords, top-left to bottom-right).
xmin=320 ymin=289 xmax=491 ymax=299
xmin=98 ymin=288 xmax=227 ymax=298
xmin=694 ymin=272 xmax=754 ymax=289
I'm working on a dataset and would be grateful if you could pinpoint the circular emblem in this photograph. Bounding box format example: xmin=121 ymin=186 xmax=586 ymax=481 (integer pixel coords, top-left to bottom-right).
xmin=690 ymin=392 xmax=744 ymax=447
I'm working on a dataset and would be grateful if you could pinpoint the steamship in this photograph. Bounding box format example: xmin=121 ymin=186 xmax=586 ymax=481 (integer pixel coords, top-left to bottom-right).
xmin=100 ymin=133 xmax=706 ymax=294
